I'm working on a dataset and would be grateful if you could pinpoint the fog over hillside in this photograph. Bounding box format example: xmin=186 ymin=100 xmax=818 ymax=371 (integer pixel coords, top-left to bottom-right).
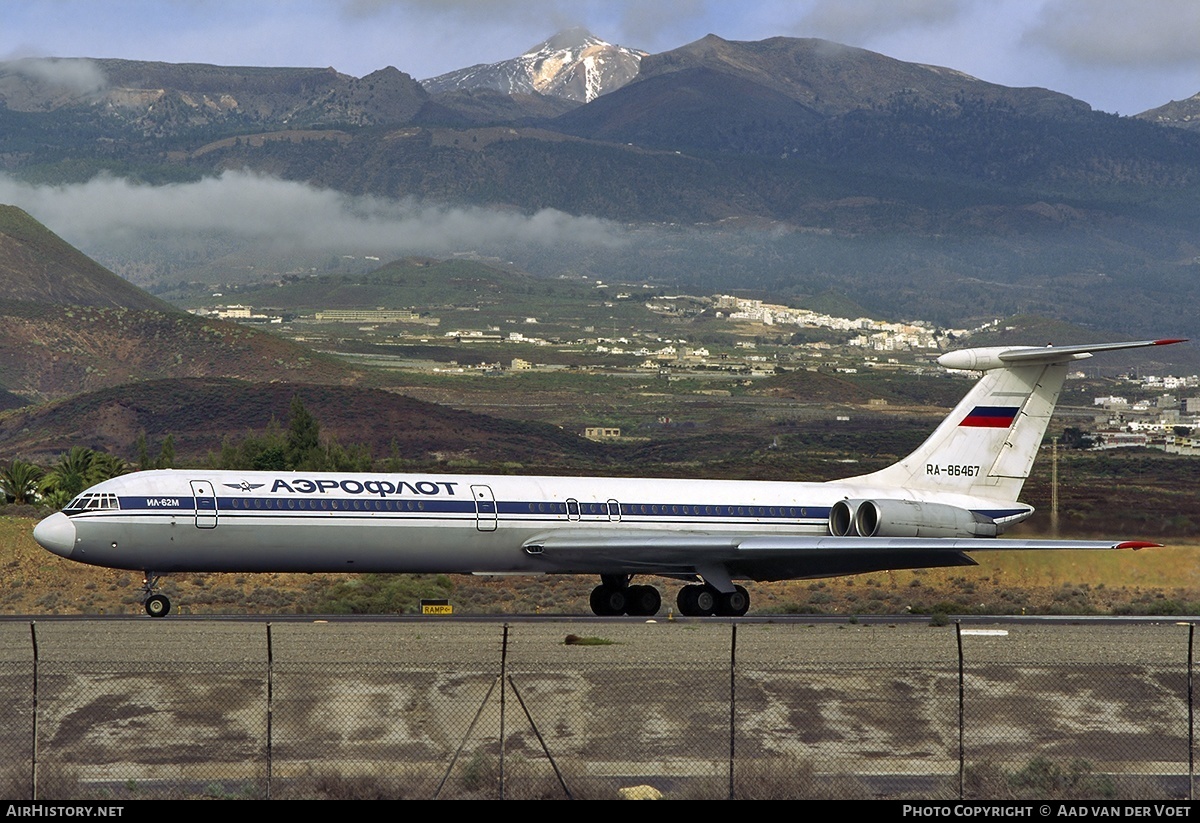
xmin=0 ymin=171 xmax=629 ymax=267
xmin=3 ymin=165 xmax=1197 ymax=341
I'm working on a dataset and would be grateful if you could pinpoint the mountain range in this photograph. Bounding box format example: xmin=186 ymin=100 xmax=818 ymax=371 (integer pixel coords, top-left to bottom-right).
xmin=1138 ymin=93 xmax=1200 ymax=133
xmin=1 ymin=29 xmax=1199 ymax=341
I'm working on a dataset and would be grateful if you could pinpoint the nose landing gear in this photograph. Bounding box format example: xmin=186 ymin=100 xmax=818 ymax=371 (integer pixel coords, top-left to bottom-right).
xmin=141 ymin=573 xmax=171 ymax=617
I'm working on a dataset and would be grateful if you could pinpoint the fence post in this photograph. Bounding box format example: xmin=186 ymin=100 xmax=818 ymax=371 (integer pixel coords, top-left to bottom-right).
xmin=956 ymin=620 xmax=964 ymax=800
xmin=729 ymin=622 xmax=737 ymax=800
xmin=266 ymin=622 xmax=274 ymax=801
xmin=1189 ymin=622 xmax=1194 ymax=802
xmin=500 ymin=623 xmax=509 ymax=800
xmin=30 ymin=621 xmax=38 ymax=801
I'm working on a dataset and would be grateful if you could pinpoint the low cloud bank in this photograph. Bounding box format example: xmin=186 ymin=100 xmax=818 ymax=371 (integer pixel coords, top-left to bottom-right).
xmin=1 ymin=57 xmax=107 ymax=95
xmin=0 ymin=170 xmax=628 ymax=260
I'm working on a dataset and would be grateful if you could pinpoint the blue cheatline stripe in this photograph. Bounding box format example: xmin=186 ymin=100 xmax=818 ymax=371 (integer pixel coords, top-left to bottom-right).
xmin=125 ymin=496 xmax=189 ymax=510
xmin=112 ymin=496 xmax=1022 ymax=523
xmin=505 ymin=501 xmax=830 ymax=519
xmin=112 ymin=495 xmax=835 ymax=522
xmin=220 ymin=497 xmax=477 ymax=514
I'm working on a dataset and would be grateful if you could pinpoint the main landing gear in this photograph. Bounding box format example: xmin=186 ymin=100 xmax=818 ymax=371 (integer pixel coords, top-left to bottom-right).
xmin=588 ymin=575 xmax=751 ymax=617
xmin=141 ymin=573 xmax=171 ymax=617
xmin=676 ymin=583 xmax=750 ymax=617
xmin=590 ymin=575 xmax=662 ymax=616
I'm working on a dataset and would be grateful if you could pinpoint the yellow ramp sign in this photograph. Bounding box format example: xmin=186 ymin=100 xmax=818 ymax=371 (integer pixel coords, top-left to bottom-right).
xmin=421 ymin=599 xmax=453 ymax=615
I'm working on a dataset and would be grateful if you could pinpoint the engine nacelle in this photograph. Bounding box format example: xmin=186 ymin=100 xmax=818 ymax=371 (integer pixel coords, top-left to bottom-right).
xmin=829 ymin=499 xmax=998 ymax=538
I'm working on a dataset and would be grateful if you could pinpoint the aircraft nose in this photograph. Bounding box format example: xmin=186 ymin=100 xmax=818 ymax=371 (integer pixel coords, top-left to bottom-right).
xmin=33 ymin=513 xmax=77 ymax=559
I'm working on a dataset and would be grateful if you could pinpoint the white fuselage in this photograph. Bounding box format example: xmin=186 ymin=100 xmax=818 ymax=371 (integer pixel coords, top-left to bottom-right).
xmin=36 ymin=469 xmax=1028 ymax=577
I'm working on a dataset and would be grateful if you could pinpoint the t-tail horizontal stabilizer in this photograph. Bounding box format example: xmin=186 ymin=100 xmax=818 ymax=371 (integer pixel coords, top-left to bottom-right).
xmin=847 ymin=338 xmax=1188 ymax=502
xmin=937 ymin=338 xmax=1188 ymax=371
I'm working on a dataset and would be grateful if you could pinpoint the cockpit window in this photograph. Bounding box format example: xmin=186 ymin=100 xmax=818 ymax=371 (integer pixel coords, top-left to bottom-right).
xmin=63 ymin=493 xmax=120 ymax=513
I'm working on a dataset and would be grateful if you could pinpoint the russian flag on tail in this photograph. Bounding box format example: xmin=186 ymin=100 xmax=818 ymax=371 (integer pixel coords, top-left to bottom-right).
xmin=959 ymin=406 xmax=1019 ymax=428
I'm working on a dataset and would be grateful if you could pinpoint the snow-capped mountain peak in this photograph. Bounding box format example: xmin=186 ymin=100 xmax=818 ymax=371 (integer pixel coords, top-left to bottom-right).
xmin=421 ymin=27 xmax=646 ymax=103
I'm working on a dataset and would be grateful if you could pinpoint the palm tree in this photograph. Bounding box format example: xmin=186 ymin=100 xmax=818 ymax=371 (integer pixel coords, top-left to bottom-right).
xmin=40 ymin=447 xmax=106 ymax=507
xmin=0 ymin=459 xmax=44 ymax=504
xmin=88 ymin=452 xmax=131 ymax=483
xmin=39 ymin=447 xmax=134 ymax=507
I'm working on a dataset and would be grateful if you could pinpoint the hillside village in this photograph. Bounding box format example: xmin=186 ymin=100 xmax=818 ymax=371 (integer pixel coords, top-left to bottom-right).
xmin=1092 ymin=377 xmax=1200 ymax=456
xmin=192 ymin=289 xmax=962 ymax=376
xmin=192 ymin=291 xmax=1200 ymax=456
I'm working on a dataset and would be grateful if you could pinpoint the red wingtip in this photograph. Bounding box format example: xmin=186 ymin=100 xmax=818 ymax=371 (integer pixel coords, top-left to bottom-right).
xmin=1116 ymin=541 xmax=1163 ymax=550
xmin=1153 ymin=338 xmax=1189 ymax=346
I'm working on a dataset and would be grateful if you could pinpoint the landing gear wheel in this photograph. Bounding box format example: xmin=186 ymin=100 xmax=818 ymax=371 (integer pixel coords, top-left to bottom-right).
xmin=145 ymin=594 xmax=171 ymax=618
xmin=625 ymin=585 xmax=662 ymax=617
xmin=677 ymin=585 xmax=699 ymax=615
xmin=589 ymin=585 xmax=627 ymax=616
xmin=716 ymin=585 xmax=750 ymax=617
xmin=677 ymin=584 xmax=718 ymax=617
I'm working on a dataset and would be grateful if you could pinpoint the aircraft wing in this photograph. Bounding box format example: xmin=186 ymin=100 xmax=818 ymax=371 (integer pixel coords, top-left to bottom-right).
xmin=734 ymin=536 xmax=1160 ymax=552
xmin=523 ymin=531 xmax=1159 ymax=584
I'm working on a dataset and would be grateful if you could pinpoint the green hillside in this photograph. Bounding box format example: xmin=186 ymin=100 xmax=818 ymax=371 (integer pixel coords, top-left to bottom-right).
xmin=0 ymin=205 xmax=177 ymax=311
xmin=0 ymin=377 xmax=608 ymax=468
xmin=0 ymin=207 xmax=362 ymax=402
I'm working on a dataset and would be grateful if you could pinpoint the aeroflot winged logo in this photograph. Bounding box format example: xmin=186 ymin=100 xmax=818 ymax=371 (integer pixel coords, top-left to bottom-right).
xmin=224 ymin=481 xmax=265 ymax=492
xmin=959 ymin=406 xmax=1020 ymax=428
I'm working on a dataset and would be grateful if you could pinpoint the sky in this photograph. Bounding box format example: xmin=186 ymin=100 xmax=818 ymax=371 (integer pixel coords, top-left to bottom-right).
xmin=1 ymin=0 xmax=1199 ymax=117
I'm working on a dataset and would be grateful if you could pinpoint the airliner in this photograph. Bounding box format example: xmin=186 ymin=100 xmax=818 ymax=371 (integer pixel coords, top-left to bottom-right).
xmin=32 ymin=338 xmax=1185 ymax=618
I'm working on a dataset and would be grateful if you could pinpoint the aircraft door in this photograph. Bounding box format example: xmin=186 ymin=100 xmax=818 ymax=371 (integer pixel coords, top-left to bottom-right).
xmin=472 ymin=485 xmax=497 ymax=532
xmin=190 ymin=480 xmax=217 ymax=529
xmin=608 ymin=499 xmax=621 ymax=522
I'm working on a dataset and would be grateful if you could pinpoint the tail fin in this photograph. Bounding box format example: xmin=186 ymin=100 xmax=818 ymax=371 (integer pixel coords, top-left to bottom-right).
xmin=851 ymin=338 xmax=1186 ymax=501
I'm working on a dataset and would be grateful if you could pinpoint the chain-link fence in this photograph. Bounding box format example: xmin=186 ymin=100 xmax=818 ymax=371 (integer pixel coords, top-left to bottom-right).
xmin=0 ymin=619 xmax=1193 ymax=800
